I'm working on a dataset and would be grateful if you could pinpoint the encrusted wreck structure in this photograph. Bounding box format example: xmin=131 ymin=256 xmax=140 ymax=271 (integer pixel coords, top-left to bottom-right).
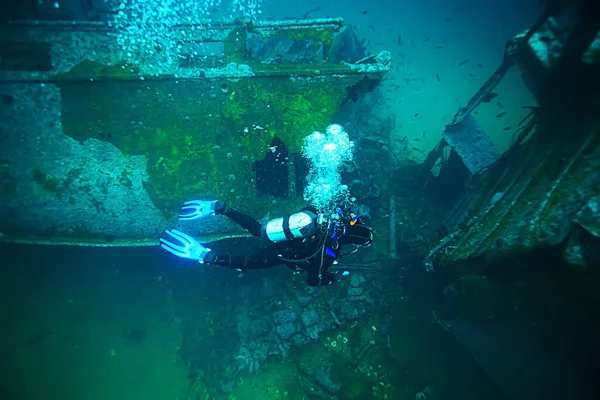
xmin=412 ymin=4 xmax=600 ymax=399
xmin=424 ymin=11 xmax=600 ymax=270
xmin=0 ymin=17 xmax=389 ymax=246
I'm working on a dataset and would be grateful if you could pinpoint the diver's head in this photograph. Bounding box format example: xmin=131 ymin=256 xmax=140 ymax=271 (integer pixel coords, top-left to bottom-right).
xmin=341 ymin=222 xmax=373 ymax=246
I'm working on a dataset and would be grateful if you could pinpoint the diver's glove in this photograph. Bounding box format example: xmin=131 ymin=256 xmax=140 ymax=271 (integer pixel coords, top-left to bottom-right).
xmin=332 ymin=269 xmax=351 ymax=282
xmin=160 ymin=229 xmax=211 ymax=263
xmin=178 ymin=200 xmax=219 ymax=221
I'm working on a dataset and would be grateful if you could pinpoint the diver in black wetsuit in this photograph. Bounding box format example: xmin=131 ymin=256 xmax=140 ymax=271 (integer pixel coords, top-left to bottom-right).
xmin=160 ymin=200 xmax=373 ymax=286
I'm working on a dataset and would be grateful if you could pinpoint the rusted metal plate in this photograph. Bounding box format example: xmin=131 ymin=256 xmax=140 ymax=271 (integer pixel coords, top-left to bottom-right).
xmin=427 ymin=120 xmax=600 ymax=267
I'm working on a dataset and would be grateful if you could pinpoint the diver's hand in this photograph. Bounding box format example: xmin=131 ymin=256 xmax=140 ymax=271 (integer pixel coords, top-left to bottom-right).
xmin=178 ymin=200 xmax=218 ymax=221
xmin=160 ymin=229 xmax=211 ymax=263
xmin=332 ymin=269 xmax=351 ymax=282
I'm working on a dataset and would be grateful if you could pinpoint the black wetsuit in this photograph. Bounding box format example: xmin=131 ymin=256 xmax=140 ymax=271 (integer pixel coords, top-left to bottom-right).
xmin=204 ymin=204 xmax=341 ymax=286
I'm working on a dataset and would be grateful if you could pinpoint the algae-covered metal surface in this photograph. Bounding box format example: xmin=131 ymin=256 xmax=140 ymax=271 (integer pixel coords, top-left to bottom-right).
xmin=420 ymin=15 xmax=600 ymax=269
xmin=0 ymin=18 xmax=390 ymax=245
xmin=424 ymin=107 xmax=600 ymax=269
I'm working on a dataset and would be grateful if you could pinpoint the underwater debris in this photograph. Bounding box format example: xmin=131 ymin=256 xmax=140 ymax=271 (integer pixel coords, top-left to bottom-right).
xmin=415 ymin=386 xmax=432 ymax=400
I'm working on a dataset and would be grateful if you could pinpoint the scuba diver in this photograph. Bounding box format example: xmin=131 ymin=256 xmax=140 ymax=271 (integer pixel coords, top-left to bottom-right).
xmin=159 ymin=200 xmax=374 ymax=286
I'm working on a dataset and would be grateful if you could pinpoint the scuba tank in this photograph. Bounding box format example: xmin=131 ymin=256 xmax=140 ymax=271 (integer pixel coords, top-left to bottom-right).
xmin=263 ymin=211 xmax=319 ymax=243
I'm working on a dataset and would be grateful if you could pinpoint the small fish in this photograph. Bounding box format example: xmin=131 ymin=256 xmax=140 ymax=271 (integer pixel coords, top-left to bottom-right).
xmin=445 ymin=17 xmax=453 ymax=22
xmin=436 ymin=45 xmax=444 ymax=49
xmin=423 ymin=38 xmax=430 ymax=43
xmin=368 ymin=24 xmax=375 ymax=31
xmin=496 ymin=112 xmax=507 ymax=118
xmin=422 ymin=131 xmax=426 ymax=137
xmin=518 ymin=114 xmax=531 ymax=126
xmin=388 ymin=28 xmax=394 ymax=32
xmin=402 ymin=78 xmax=410 ymax=84
xmin=468 ymin=73 xmax=475 ymax=77
xmin=413 ymin=138 xmax=420 ymax=141
xmin=476 ymin=63 xmax=483 ymax=68
xmin=436 ymin=73 xmax=440 ymax=82
xmin=502 ymin=127 xmax=512 ymax=131
xmin=457 ymin=59 xmax=469 ymax=66
xmin=361 ymin=10 xmax=368 ymax=14
xmin=481 ymin=92 xmax=499 ymax=103
xmin=368 ymin=39 xmax=371 ymax=46
xmin=497 ymin=101 xmax=504 ymax=108
xmin=397 ymin=35 xmax=404 ymax=45
xmin=539 ymin=36 xmax=552 ymax=43
xmin=414 ymin=113 xmax=419 ymax=117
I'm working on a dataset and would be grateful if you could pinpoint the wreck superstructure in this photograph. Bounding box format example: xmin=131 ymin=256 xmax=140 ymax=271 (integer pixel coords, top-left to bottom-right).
xmin=0 ymin=17 xmax=390 ymax=246
xmin=423 ymin=6 xmax=600 ymax=270
xmin=413 ymin=4 xmax=600 ymax=399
